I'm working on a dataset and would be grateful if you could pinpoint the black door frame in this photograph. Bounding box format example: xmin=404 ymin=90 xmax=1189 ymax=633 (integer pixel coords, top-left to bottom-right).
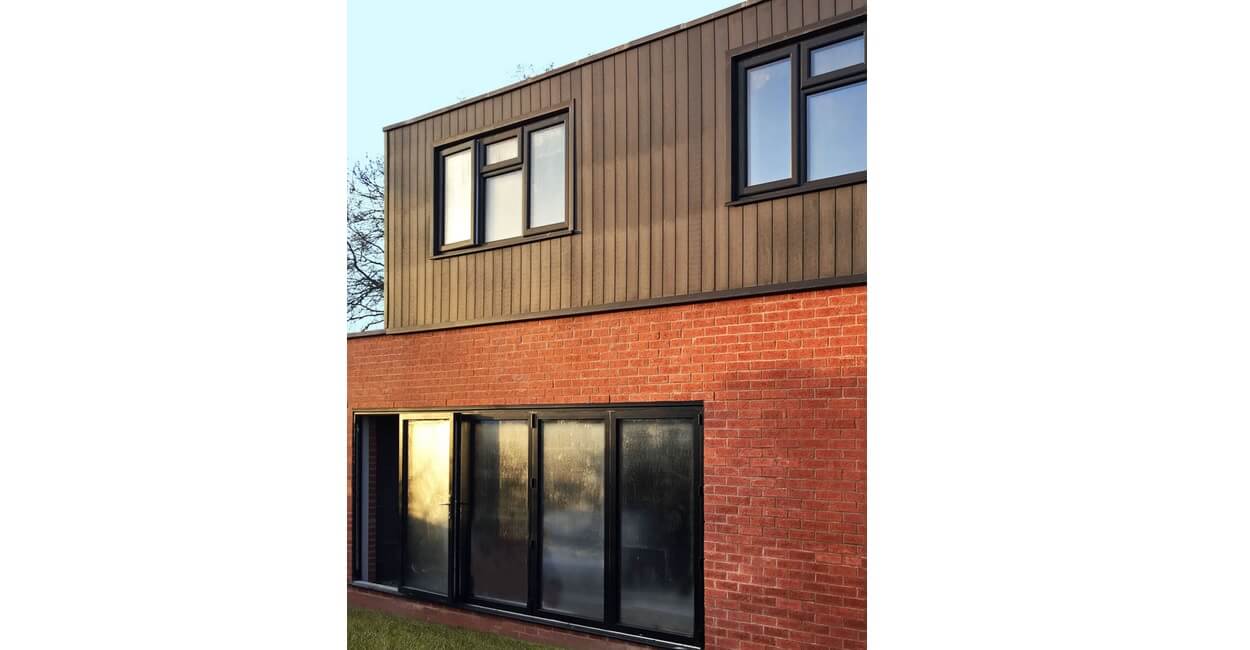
xmin=352 ymin=403 xmax=704 ymax=650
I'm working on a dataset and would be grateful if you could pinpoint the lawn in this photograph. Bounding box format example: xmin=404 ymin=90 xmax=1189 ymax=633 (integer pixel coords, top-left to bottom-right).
xmin=347 ymin=607 xmax=558 ymax=650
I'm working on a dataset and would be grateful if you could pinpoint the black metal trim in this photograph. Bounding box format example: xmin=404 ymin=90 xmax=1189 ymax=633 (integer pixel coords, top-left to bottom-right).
xmin=380 ymin=274 xmax=866 ymax=336
xmin=430 ymin=227 xmax=576 ymax=260
xmin=352 ymin=401 xmax=705 ymax=418
xmin=528 ymin=413 xmax=540 ymax=611
xmin=352 ymin=417 xmax=362 ymax=581
xmin=726 ymin=172 xmax=866 ymax=207
xmin=455 ymin=416 xmax=472 ymax=600
xmin=604 ymin=410 xmax=620 ymax=626
xmin=461 ymin=602 xmax=700 ymax=650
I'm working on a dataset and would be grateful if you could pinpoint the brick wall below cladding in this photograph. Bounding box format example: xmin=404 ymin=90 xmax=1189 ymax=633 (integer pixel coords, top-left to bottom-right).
xmin=347 ymin=285 xmax=866 ymax=650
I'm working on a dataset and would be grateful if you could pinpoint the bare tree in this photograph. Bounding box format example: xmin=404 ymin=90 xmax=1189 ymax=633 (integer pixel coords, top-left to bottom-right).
xmin=347 ymin=155 xmax=385 ymax=331
xmin=348 ymin=62 xmax=558 ymax=330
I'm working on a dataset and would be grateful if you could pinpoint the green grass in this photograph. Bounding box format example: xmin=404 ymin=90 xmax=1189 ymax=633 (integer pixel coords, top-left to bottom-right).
xmin=347 ymin=607 xmax=558 ymax=650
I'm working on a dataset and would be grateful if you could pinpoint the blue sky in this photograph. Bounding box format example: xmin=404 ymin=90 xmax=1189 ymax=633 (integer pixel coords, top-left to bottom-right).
xmin=348 ymin=0 xmax=733 ymax=166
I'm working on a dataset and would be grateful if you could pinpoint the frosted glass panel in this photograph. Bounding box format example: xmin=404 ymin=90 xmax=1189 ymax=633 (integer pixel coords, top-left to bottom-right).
xmin=485 ymin=137 xmax=518 ymax=165
xmin=807 ymin=81 xmax=867 ymax=180
xmin=746 ymin=58 xmax=791 ymax=186
xmin=541 ymin=420 xmax=605 ymax=619
xmin=442 ymin=150 xmax=472 ymax=245
xmin=528 ymin=124 xmax=566 ymax=228
xmin=470 ymin=420 xmax=530 ymax=605
xmin=484 ymin=170 xmax=523 ymax=242
xmin=403 ymin=419 xmax=452 ymax=594
xmin=619 ymin=419 xmax=695 ymax=636
xmin=810 ymin=35 xmax=865 ymax=76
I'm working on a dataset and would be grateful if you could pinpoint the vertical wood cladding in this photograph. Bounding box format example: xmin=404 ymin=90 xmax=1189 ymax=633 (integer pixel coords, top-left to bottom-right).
xmin=384 ymin=0 xmax=866 ymax=331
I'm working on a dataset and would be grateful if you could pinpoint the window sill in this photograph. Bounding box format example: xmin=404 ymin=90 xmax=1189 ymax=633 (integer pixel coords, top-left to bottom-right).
xmin=727 ymin=171 xmax=865 ymax=207
xmin=350 ymin=580 xmax=400 ymax=594
xmin=431 ymin=227 xmax=576 ymax=260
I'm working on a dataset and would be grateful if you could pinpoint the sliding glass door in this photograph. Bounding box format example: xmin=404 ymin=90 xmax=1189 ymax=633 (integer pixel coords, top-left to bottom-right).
xmin=464 ymin=417 xmax=530 ymax=606
xmin=357 ymin=405 xmax=702 ymax=647
xmin=618 ymin=417 xmax=696 ymax=636
xmin=400 ymin=415 xmax=453 ymax=597
xmin=538 ymin=416 xmax=606 ymax=620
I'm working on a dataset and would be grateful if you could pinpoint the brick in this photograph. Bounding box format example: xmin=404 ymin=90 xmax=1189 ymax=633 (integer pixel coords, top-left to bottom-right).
xmin=348 ymin=285 xmax=866 ymax=649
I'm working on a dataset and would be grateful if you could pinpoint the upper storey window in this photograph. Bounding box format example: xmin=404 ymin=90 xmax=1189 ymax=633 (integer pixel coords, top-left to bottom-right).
xmin=435 ymin=111 xmax=572 ymax=255
xmin=732 ymin=19 xmax=865 ymax=202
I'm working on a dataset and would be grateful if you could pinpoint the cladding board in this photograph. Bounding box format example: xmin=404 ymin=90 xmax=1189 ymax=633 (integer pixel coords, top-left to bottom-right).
xmin=386 ymin=0 xmax=865 ymax=330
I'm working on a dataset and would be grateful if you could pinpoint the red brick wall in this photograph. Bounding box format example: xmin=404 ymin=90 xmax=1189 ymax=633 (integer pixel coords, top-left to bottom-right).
xmin=347 ymin=285 xmax=866 ymax=650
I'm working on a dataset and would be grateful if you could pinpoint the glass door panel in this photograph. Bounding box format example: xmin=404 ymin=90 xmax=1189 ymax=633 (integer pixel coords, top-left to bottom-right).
xmin=540 ymin=419 xmax=606 ymax=620
xmin=402 ymin=417 xmax=452 ymax=595
xmin=468 ymin=419 xmax=530 ymax=606
xmin=618 ymin=418 xmax=696 ymax=636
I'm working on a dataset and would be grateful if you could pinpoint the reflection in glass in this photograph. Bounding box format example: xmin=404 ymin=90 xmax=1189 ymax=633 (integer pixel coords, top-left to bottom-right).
xmin=404 ymin=419 xmax=451 ymax=594
xmin=470 ymin=420 xmax=530 ymax=605
xmin=442 ymin=150 xmax=472 ymax=245
xmin=541 ymin=420 xmax=605 ymax=619
xmin=484 ymin=170 xmax=522 ymax=242
xmin=746 ymin=58 xmax=792 ymax=186
xmin=619 ymin=419 xmax=695 ymax=636
xmin=529 ymin=124 xmax=566 ymax=228
xmin=806 ymin=81 xmax=867 ymax=180
xmin=810 ymin=35 xmax=865 ymax=76
xmin=485 ymin=137 xmax=518 ymax=165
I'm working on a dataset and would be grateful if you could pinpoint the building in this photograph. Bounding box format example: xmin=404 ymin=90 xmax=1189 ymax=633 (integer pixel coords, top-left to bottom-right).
xmin=348 ymin=1 xmax=865 ymax=648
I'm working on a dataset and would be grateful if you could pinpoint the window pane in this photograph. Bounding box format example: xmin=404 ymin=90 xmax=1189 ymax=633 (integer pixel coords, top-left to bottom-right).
xmin=403 ymin=419 xmax=452 ymax=594
xmin=806 ymin=80 xmax=867 ymax=180
xmin=541 ymin=420 xmax=605 ymax=620
xmin=484 ymin=170 xmax=523 ymax=242
xmin=529 ymin=123 xmax=566 ymax=228
xmin=442 ymin=150 xmax=472 ymax=245
xmin=485 ymin=137 xmax=518 ymax=165
xmin=470 ymin=420 xmax=530 ymax=606
xmin=619 ymin=419 xmax=695 ymax=636
xmin=746 ymin=57 xmax=792 ymax=186
xmin=810 ymin=35 xmax=865 ymax=76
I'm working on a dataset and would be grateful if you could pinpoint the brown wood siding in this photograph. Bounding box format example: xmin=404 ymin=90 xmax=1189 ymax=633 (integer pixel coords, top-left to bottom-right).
xmin=384 ymin=0 xmax=865 ymax=331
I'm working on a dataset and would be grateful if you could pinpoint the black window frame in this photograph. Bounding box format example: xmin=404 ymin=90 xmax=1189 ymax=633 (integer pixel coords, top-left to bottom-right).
xmin=731 ymin=17 xmax=866 ymax=205
xmin=436 ymin=142 xmax=477 ymax=252
xmin=459 ymin=412 xmax=534 ymax=610
xmin=433 ymin=107 xmax=575 ymax=258
xmin=521 ymin=114 xmax=574 ymax=238
xmin=351 ymin=403 xmax=704 ymax=650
